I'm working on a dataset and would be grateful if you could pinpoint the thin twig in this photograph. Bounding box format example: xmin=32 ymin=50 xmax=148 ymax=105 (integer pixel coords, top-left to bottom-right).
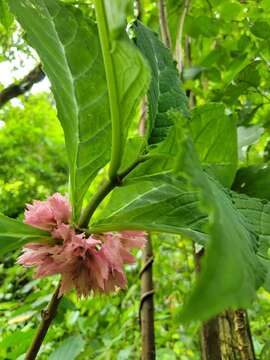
xmin=135 ymin=0 xmax=143 ymax=21
xmin=140 ymin=236 xmax=155 ymax=360
xmin=0 ymin=64 xmax=45 ymax=108
xmin=25 ymin=282 xmax=62 ymax=360
xmin=175 ymin=0 xmax=191 ymax=74
xmin=185 ymin=36 xmax=196 ymax=108
xmin=159 ymin=0 xmax=171 ymax=48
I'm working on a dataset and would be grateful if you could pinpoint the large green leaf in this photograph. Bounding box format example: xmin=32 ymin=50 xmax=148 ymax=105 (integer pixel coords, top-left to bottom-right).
xmin=0 ymin=214 xmax=49 ymax=255
xmin=190 ymin=103 xmax=238 ymax=187
xmin=135 ymin=22 xmax=188 ymax=145
xmin=10 ymin=0 xmax=149 ymax=219
xmin=175 ymin=123 xmax=264 ymax=322
xmin=91 ymin=172 xmax=208 ymax=244
xmin=9 ymin=0 xmax=111 ymax=220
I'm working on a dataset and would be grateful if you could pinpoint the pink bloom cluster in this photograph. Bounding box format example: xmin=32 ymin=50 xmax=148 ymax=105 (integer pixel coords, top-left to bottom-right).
xmin=18 ymin=193 xmax=146 ymax=297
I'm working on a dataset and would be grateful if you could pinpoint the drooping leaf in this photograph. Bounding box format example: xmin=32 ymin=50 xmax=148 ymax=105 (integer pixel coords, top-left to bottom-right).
xmin=135 ymin=22 xmax=189 ymax=144
xmin=190 ymin=103 xmax=238 ymax=187
xmin=48 ymin=335 xmax=85 ymax=360
xmin=0 ymin=214 xmax=49 ymax=255
xmin=175 ymin=121 xmax=264 ymax=322
xmin=9 ymin=0 xmax=111 ymax=220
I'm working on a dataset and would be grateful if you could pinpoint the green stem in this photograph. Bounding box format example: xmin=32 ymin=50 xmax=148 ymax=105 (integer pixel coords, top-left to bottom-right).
xmin=78 ymin=156 xmax=148 ymax=229
xmin=94 ymin=0 xmax=122 ymax=181
xmin=78 ymin=179 xmax=116 ymax=228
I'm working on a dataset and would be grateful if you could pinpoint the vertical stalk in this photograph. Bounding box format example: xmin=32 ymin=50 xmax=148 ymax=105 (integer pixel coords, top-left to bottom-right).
xmin=175 ymin=0 xmax=191 ymax=74
xmin=159 ymin=0 xmax=171 ymax=48
xmin=135 ymin=0 xmax=143 ymax=21
xmin=94 ymin=0 xmax=122 ymax=181
xmin=138 ymin=86 xmax=155 ymax=358
xmin=140 ymin=235 xmax=155 ymax=360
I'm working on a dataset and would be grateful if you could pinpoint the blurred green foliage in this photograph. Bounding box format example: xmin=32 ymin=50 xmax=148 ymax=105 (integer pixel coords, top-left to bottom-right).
xmin=0 ymin=94 xmax=67 ymax=217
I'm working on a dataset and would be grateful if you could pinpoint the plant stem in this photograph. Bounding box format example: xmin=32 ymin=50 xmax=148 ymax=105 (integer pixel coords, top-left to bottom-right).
xmin=175 ymin=0 xmax=191 ymax=74
xmin=25 ymin=282 xmax=62 ymax=360
xmin=159 ymin=0 xmax=171 ymax=48
xmin=78 ymin=179 xmax=116 ymax=229
xmin=0 ymin=64 xmax=44 ymax=108
xmin=135 ymin=0 xmax=143 ymax=20
xmin=94 ymin=0 xmax=122 ymax=181
xmin=78 ymin=155 xmax=148 ymax=229
xmin=140 ymin=234 xmax=155 ymax=360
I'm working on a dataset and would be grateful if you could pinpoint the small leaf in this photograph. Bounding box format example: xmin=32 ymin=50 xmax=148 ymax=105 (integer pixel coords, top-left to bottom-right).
xmin=233 ymin=165 xmax=270 ymax=200
xmin=237 ymin=125 xmax=264 ymax=161
xmin=48 ymin=335 xmax=85 ymax=360
xmin=251 ymin=21 xmax=270 ymax=39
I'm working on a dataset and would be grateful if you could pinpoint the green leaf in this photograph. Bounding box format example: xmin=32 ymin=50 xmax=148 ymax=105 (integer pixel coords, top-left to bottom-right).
xmin=237 ymin=125 xmax=264 ymax=161
xmin=190 ymin=103 xmax=238 ymax=187
xmin=185 ymin=16 xmax=220 ymax=39
xmin=175 ymin=122 xmax=264 ymax=322
xmin=91 ymin=172 xmax=208 ymax=245
xmin=233 ymin=165 xmax=270 ymax=200
xmin=48 ymin=335 xmax=85 ymax=360
xmin=135 ymin=22 xmax=189 ymax=144
xmin=218 ymin=62 xmax=261 ymax=104
xmin=0 ymin=214 xmax=49 ymax=255
xmin=0 ymin=0 xmax=13 ymax=29
xmin=251 ymin=21 xmax=270 ymax=39
xmin=9 ymin=0 xmax=111 ymax=220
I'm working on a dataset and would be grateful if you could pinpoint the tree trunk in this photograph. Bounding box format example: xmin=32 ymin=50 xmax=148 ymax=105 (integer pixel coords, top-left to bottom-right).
xmin=195 ymin=248 xmax=255 ymax=360
xmin=201 ymin=310 xmax=255 ymax=360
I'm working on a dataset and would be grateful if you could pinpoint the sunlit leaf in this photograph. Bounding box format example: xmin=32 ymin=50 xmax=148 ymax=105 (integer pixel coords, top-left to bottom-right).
xmin=9 ymin=0 xmax=111 ymax=220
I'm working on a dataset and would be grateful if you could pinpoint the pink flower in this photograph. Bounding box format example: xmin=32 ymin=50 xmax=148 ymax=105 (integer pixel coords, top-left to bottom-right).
xmin=20 ymin=192 xmax=147 ymax=297
xmin=24 ymin=193 xmax=71 ymax=231
xmin=18 ymin=225 xmax=147 ymax=297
